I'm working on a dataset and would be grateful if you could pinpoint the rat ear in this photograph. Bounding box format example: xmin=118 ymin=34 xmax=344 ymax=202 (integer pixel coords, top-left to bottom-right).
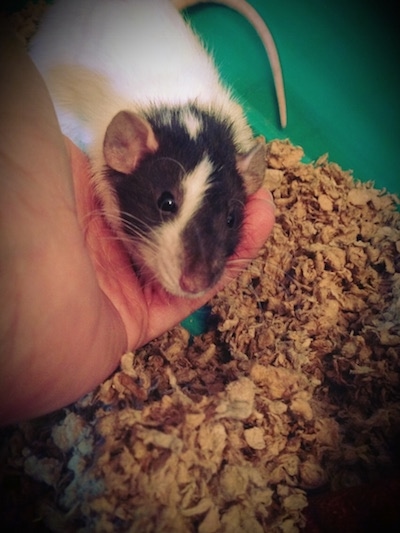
xmin=103 ymin=110 xmax=159 ymax=174
xmin=236 ymin=137 xmax=266 ymax=196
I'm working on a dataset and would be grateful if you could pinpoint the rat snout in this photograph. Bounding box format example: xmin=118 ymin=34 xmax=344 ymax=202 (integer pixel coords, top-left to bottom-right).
xmin=179 ymin=256 xmax=225 ymax=296
xmin=179 ymin=273 xmax=207 ymax=295
xmin=177 ymin=208 xmax=239 ymax=296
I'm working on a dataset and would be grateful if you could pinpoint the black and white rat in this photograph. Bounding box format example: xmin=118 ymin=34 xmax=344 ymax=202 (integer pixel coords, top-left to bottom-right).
xmin=29 ymin=0 xmax=286 ymax=297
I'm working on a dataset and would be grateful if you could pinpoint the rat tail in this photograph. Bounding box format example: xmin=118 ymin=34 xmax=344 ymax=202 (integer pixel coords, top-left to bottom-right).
xmin=172 ymin=0 xmax=287 ymax=128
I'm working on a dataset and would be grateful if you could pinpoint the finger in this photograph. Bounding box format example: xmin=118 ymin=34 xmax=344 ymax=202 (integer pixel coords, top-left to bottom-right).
xmin=234 ymin=187 xmax=276 ymax=261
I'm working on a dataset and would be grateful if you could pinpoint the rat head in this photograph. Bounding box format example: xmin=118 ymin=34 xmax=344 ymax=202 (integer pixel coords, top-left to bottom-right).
xmin=102 ymin=106 xmax=265 ymax=297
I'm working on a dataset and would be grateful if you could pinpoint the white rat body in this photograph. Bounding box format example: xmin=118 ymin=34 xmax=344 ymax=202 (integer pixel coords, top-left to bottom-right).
xmin=30 ymin=0 xmax=284 ymax=297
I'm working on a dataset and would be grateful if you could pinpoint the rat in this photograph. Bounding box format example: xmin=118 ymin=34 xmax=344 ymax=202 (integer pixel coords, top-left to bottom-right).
xmin=29 ymin=0 xmax=286 ymax=297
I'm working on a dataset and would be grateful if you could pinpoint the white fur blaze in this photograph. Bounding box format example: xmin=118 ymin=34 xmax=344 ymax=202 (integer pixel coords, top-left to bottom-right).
xmin=182 ymin=109 xmax=203 ymax=139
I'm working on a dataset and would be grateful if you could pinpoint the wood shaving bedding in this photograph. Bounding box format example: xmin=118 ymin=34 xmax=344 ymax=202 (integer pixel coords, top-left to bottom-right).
xmin=1 ymin=3 xmax=400 ymax=531
xmin=1 ymin=139 xmax=399 ymax=532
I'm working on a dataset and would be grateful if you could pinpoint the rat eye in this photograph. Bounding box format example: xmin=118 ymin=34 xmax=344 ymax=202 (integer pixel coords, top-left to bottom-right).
xmin=227 ymin=211 xmax=236 ymax=228
xmin=158 ymin=191 xmax=177 ymax=214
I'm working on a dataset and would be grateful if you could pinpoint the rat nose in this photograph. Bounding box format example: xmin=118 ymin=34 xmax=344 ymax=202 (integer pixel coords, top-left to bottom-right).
xmin=179 ymin=273 xmax=207 ymax=295
xmin=179 ymin=259 xmax=224 ymax=296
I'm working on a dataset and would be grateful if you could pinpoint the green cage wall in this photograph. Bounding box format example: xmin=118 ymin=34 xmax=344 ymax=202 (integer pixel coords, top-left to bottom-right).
xmin=185 ymin=0 xmax=399 ymax=195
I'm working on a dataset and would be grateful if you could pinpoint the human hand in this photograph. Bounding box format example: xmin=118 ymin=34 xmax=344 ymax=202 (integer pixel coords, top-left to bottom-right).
xmin=0 ymin=26 xmax=275 ymax=425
